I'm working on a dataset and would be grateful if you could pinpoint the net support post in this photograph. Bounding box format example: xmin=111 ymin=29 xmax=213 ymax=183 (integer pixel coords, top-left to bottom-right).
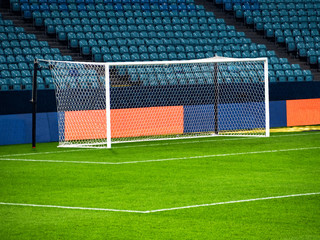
xmin=31 ymin=59 xmax=38 ymax=148
xmin=264 ymin=58 xmax=270 ymax=137
xmin=105 ymin=64 xmax=111 ymax=148
xmin=213 ymin=62 xmax=219 ymax=135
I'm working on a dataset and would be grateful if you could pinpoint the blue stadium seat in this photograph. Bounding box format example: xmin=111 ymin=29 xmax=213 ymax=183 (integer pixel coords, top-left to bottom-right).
xmin=303 ymin=70 xmax=313 ymax=82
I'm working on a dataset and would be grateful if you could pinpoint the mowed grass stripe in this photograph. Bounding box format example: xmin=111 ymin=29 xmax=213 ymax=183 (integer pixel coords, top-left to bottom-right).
xmin=0 ymin=146 xmax=319 ymax=165
xmin=0 ymin=131 xmax=319 ymax=158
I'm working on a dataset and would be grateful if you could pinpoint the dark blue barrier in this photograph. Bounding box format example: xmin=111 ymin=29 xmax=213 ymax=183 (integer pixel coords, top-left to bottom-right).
xmin=184 ymin=102 xmax=266 ymax=133
xmin=0 ymin=90 xmax=56 ymax=115
xmin=2 ymin=82 xmax=319 ymax=115
xmin=269 ymin=101 xmax=287 ymax=128
xmin=0 ymin=112 xmax=58 ymax=145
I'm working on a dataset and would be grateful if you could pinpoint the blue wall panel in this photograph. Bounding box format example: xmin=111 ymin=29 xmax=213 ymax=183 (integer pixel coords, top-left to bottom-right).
xmin=0 ymin=112 xmax=58 ymax=145
xmin=184 ymin=102 xmax=266 ymax=133
xmin=218 ymin=102 xmax=265 ymax=131
xmin=0 ymin=116 xmax=28 ymax=145
xmin=269 ymin=101 xmax=287 ymax=128
xmin=183 ymin=105 xmax=216 ymax=133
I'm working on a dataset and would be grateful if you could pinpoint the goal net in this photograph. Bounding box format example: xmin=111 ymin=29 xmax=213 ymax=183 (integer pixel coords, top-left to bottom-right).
xmin=37 ymin=57 xmax=269 ymax=148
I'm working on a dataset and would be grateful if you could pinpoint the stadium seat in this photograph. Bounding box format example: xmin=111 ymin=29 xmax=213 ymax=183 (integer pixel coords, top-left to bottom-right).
xmin=303 ymin=70 xmax=313 ymax=82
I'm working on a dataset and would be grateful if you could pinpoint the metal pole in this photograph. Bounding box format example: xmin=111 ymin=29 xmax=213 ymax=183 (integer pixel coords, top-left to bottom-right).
xmin=31 ymin=59 xmax=38 ymax=148
xmin=214 ymin=63 xmax=219 ymax=135
xmin=264 ymin=58 xmax=270 ymax=137
xmin=105 ymin=64 xmax=111 ymax=149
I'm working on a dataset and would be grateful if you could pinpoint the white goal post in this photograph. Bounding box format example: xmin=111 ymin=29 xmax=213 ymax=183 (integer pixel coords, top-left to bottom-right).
xmin=37 ymin=57 xmax=269 ymax=148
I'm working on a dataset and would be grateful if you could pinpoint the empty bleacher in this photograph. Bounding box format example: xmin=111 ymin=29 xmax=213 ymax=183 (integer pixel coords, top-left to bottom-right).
xmin=0 ymin=0 xmax=317 ymax=90
xmin=215 ymin=0 xmax=320 ymax=71
xmin=0 ymin=13 xmax=73 ymax=90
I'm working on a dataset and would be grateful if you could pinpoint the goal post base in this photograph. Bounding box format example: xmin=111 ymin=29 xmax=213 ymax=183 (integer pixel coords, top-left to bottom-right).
xmin=56 ymin=132 xmax=269 ymax=149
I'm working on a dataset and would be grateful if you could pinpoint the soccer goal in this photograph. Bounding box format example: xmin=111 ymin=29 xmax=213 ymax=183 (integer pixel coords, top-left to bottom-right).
xmin=35 ymin=57 xmax=269 ymax=148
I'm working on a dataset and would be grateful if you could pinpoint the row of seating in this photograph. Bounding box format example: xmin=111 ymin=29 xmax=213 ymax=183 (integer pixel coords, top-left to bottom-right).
xmin=43 ymin=14 xmax=220 ymax=34
xmin=0 ymin=76 xmax=55 ymax=90
xmin=43 ymin=17 xmax=220 ymax=31
xmin=16 ymin=3 xmax=201 ymax=19
xmin=256 ymin=2 xmax=320 ymax=10
xmin=1 ymin=39 xmax=50 ymax=48
xmin=53 ymin=23 xmax=233 ymax=36
xmin=0 ymin=26 xmax=25 ymax=33
xmin=15 ymin=0 xmax=191 ymax=4
xmin=67 ymin=32 xmax=247 ymax=49
xmin=261 ymin=25 xmax=319 ymax=35
xmin=1 ymin=46 xmax=59 ymax=54
xmin=29 ymin=64 xmax=264 ymax=88
xmin=257 ymin=0 xmax=319 ymax=3
xmin=38 ymin=7 xmax=211 ymax=17
xmin=2 ymin=61 xmax=311 ymax=92
xmin=7 ymin=67 xmax=310 ymax=90
xmin=119 ymin=64 xmax=312 ymax=84
xmin=244 ymin=8 xmax=320 ymax=18
xmin=246 ymin=14 xmax=320 ymax=27
xmin=66 ymin=36 xmax=252 ymax=48
xmin=42 ymin=11 xmax=216 ymax=26
xmin=232 ymin=3 xmax=320 ymax=12
xmin=247 ymin=14 xmax=320 ymax=26
xmin=50 ymin=25 xmax=233 ymax=40
xmin=93 ymin=46 xmax=269 ymax=61
xmin=15 ymin=2 xmax=198 ymax=11
xmin=0 ymin=53 xmax=71 ymax=63
xmin=0 ymin=32 xmax=38 ymax=41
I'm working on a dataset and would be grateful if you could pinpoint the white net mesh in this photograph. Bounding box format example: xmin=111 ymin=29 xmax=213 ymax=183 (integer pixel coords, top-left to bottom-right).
xmin=39 ymin=57 xmax=268 ymax=148
xmin=39 ymin=60 xmax=107 ymax=147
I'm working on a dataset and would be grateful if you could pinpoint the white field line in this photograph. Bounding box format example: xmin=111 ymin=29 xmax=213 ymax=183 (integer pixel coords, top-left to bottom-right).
xmin=0 ymin=192 xmax=319 ymax=214
xmin=146 ymin=192 xmax=320 ymax=213
xmin=0 ymin=132 xmax=319 ymax=158
xmin=0 ymin=149 xmax=96 ymax=158
xmin=0 ymin=202 xmax=146 ymax=213
xmin=115 ymin=131 xmax=320 ymax=149
xmin=0 ymin=146 xmax=319 ymax=165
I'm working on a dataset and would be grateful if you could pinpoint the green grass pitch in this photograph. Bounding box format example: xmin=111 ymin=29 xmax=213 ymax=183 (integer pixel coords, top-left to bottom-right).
xmin=0 ymin=131 xmax=319 ymax=239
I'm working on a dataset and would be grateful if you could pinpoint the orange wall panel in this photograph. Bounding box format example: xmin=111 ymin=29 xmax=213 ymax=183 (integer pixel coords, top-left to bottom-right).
xmin=64 ymin=110 xmax=106 ymax=141
xmin=64 ymin=106 xmax=184 ymax=141
xmin=286 ymin=98 xmax=320 ymax=126
xmin=111 ymin=106 xmax=184 ymax=138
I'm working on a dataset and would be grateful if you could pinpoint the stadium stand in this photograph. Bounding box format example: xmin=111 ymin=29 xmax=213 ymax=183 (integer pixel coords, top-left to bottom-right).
xmin=0 ymin=0 xmax=318 ymax=91
xmin=0 ymin=13 xmax=73 ymax=90
xmin=214 ymin=0 xmax=320 ymax=72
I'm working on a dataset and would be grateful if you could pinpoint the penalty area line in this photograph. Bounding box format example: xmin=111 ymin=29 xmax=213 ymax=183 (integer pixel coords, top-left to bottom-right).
xmin=0 ymin=192 xmax=319 ymax=214
xmin=0 ymin=146 xmax=319 ymax=165
xmin=147 ymin=192 xmax=320 ymax=213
